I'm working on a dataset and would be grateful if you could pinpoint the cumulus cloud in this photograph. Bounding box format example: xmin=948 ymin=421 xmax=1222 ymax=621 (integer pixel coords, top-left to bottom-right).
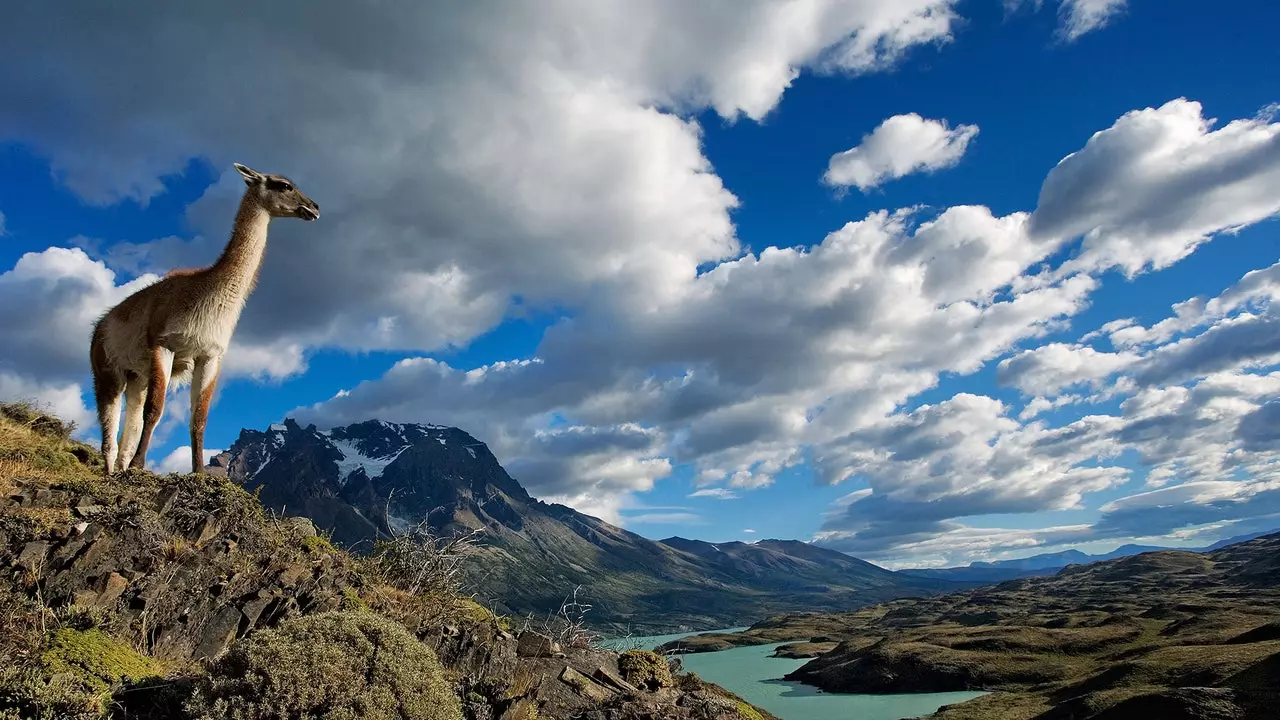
xmin=292 ymin=97 xmax=1280 ymax=531
xmin=1031 ymin=99 xmax=1280 ymax=277
xmin=0 ymin=372 xmax=95 ymax=437
xmin=815 ymin=260 xmax=1280 ymax=561
xmin=998 ymin=343 xmax=1139 ymax=397
xmin=155 ymin=445 xmax=224 ymax=475
xmin=295 ymin=204 xmax=1094 ymax=508
xmin=4 ymin=2 xmax=1279 ymax=559
xmin=0 ymin=247 xmax=158 ymax=384
xmin=823 ymin=113 xmax=979 ymax=191
xmin=0 ymin=0 xmax=968 ymax=364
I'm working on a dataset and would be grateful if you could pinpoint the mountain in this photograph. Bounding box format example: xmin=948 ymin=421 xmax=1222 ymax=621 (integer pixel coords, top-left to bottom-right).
xmin=212 ymin=417 xmax=962 ymax=634
xmin=899 ymin=534 xmax=1279 ymax=583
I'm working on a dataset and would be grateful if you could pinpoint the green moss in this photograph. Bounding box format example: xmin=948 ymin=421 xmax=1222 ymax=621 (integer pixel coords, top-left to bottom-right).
xmin=340 ymin=587 xmax=369 ymax=611
xmin=301 ymin=534 xmax=337 ymax=554
xmin=732 ymin=698 xmax=766 ymax=720
xmin=41 ymin=628 xmax=161 ymax=692
xmin=617 ymin=649 xmax=674 ymax=691
xmin=3 ymin=628 xmax=165 ymax=718
xmin=186 ymin=610 xmax=462 ymax=720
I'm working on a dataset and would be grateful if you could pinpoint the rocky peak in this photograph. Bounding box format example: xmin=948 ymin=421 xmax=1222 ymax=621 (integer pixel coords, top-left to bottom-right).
xmin=212 ymin=417 xmax=534 ymax=547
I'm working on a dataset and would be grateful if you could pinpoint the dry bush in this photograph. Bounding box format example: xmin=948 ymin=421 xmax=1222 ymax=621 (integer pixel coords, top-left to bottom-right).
xmin=369 ymin=516 xmax=484 ymax=598
xmin=518 ymin=585 xmax=603 ymax=650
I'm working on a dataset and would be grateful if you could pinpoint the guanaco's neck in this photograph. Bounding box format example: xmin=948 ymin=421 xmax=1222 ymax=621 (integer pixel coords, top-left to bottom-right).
xmin=209 ymin=195 xmax=272 ymax=297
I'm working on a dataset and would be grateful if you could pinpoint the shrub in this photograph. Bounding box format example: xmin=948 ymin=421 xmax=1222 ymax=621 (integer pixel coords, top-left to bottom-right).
xmin=184 ymin=610 xmax=462 ymax=720
xmin=617 ymin=649 xmax=674 ymax=691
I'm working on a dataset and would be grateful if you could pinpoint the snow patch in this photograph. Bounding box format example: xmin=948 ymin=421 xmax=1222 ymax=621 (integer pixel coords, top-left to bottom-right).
xmin=269 ymin=423 xmax=287 ymax=432
xmin=466 ymin=447 xmax=476 ymax=459
xmin=249 ymin=453 xmax=274 ymax=480
xmin=436 ymin=437 xmax=447 ymax=446
xmin=332 ymin=438 xmax=410 ymax=487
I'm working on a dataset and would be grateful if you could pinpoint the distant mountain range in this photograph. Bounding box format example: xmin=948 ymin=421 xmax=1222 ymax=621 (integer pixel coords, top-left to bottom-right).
xmin=898 ymin=531 xmax=1280 ymax=583
xmin=211 ymin=418 xmax=964 ymax=634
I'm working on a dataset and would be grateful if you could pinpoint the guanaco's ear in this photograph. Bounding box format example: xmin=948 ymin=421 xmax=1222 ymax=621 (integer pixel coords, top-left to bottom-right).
xmin=233 ymin=163 xmax=263 ymax=185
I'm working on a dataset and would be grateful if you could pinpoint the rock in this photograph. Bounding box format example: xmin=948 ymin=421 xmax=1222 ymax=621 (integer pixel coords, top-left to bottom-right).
xmin=593 ymin=667 xmax=641 ymax=695
xmin=96 ymin=572 xmax=130 ymax=608
xmin=284 ymin=516 xmax=318 ymax=537
xmin=195 ymin=605 xmax=244 ymax=660
xmin=153 ymin=486 xmax=181 ymax=515
xmin=73 ymin=496 xmax=103 ymax=518
xmin=191 ymin=514 xmax=220 ymax=546
xmin=517 ymin=630 xmax=559 ymax=657
xmin=72 ymin=521 xmax=89 ymax=535
xmin=559 ymin=666 xmax=617 ymax=704
xmin=16 ymin=540 xmax=50 ymax=570
xmin=241 ymin=592 xmax=275 ymax=627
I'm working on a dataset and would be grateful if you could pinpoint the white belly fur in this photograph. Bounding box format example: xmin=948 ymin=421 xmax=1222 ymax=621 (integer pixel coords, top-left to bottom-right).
xmin=102 ymin=294 xmax=243 ymax=391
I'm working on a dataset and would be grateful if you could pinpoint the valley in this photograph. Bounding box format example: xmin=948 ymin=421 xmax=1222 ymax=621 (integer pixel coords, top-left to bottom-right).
xmin=657 ymin=534 xmax=1280 ymax=718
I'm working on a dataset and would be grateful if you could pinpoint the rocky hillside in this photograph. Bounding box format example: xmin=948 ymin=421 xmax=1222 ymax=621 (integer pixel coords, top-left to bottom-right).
xmin=0 ymin=403 xmax=779 ymax=720
xmin=675 ymin=534 xmax=1280 ymax=719
xmin=212 ymin=417 xmax=960 ymax=634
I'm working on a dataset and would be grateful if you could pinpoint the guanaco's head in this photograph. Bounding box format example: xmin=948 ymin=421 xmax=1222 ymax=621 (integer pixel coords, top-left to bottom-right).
xmin=234 ymin=163 xmax=320 ymax=221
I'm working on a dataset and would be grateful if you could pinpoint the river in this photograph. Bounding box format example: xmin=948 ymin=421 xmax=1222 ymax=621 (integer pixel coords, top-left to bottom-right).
xmin=601 ymin=629 xmax=985 ymax=720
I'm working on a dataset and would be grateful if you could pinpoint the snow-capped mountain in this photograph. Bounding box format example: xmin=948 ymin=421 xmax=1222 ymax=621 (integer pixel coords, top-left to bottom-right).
xmin=211 ymin=417 xmax=961 ymax=633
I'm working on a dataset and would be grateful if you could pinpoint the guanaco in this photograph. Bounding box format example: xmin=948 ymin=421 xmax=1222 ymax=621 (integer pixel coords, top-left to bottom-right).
xmin=90 ymin=163 xmax=319 ymax=475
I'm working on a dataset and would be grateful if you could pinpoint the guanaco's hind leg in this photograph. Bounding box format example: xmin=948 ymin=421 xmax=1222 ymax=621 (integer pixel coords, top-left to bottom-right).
xmin=128 ymin=346 xmax=174 ymax=471
xmin=93 ymin=372 xmax=125 ymax=475
xmin=90 ymin=330 xmax=125 ymax=475
xmin=189 ymin=355 xmax=221 ymax=474
xmin=117 ymin=374 xmax=148 ymax=470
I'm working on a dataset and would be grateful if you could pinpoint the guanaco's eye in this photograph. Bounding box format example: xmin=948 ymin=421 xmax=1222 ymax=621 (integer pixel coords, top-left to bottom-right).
xmin=267 ymin=179 xmax=293 ymax=192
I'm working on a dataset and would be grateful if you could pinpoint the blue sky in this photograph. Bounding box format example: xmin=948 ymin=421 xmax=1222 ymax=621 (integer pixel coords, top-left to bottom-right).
xmin=2 ymin=0 xmax=1280 ymax=567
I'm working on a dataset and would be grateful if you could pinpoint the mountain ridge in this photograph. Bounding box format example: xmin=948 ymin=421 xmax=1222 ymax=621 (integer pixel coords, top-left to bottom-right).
xmin=897 ymin=531 xmax=1280 ymax=583
xmin=212 ymin=416 xmax=965 ymax=634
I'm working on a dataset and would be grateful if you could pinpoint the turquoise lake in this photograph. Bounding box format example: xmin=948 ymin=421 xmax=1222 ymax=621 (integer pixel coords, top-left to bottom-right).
xmin=602 ymin=629 xmax=986 ymax=720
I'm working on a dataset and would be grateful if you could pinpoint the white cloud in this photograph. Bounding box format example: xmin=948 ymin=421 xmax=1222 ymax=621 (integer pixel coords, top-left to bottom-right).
xmin=1005 ymin=0 xmax=1128 ymax=41
xmin=1031 ymin=99 xmax=1280 ymax=278
xmin=689 ymin=488 xmax=740 ymax=500
xmin=0 ymin=247 xmax=159 ymax=384
xmin=0 ymin=372 xmax=95 ymax=437
xmin=743 ymin=529 xmax=757 ymax=534
xmin=3 ymin=3 xmax=1278 ymax=554
xmin=155 ymin=445 xmax=224 ymax=475
xmin=1057 ymin=0 xmax=1128 ymax=41
xmin=294 ymin=98 xmax=1280 ymax=526
xmin=0 ymin=0 xmax=965 ymax=367
xmin=823 ymin=113 xmax=978 ymax=191
xmin=998 ymin=343 xmax=1140 ymax=397
xmin=625 ymin=512 xmax=706 ymax=526
xmin=817 ymin=257 xmax=1280 ymax=560
xmin=0 ymin=210 xmax=6 ymax=235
